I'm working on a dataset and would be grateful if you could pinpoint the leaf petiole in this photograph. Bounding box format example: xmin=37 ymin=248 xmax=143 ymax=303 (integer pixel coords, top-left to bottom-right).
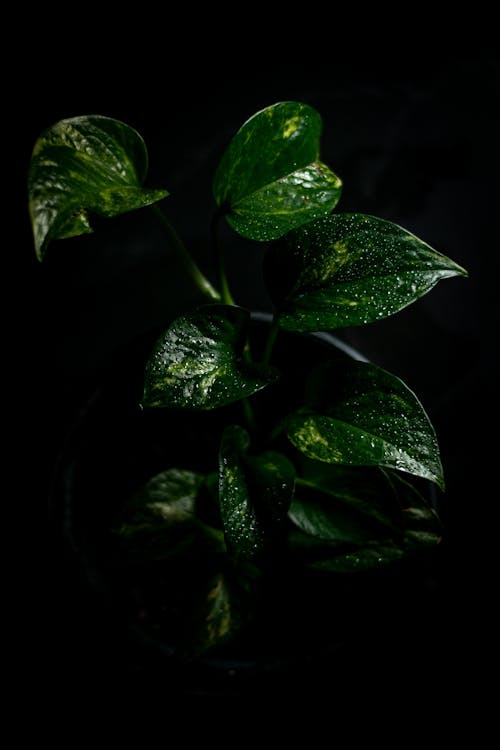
xmin=210 ymin=208 xmax=235 ymax=306
xmin=153 ymin=204 xmax=221 ymax=301
xmin=262 ymin=313 xmax=281 ymax=367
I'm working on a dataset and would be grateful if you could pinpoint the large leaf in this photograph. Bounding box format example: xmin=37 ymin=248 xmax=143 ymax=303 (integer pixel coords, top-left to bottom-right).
xmin=142 ymin=305 xmax=278 ymax=409
xmin=29 ymin=115 xmax=168 ymax=260
xmin=218 ymin=425 xmax=295 ymax=562
xmin=287 ymin=361 xmax=444 ymax=489
xmin=264 ymin=214 xmax=467 ymax=331
xmin=213 ymin=102 xmax=342 ymax=241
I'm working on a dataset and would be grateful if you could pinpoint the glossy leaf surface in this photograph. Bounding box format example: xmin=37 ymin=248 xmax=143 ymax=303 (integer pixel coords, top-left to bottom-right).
xmin=29 ymin=115 xmax=168 ymax=259
xmin=264 ymin=214 xmax=467 ymax=331
xmin=143 ymin=306 xmax=278 ymax=409
xmin=218 ymin=426 xmax=295 ymax=562
xmin=287 ymin=361 xmax=444 ymax=488
xmin=213 ymin=102 xmax=342 ymax=241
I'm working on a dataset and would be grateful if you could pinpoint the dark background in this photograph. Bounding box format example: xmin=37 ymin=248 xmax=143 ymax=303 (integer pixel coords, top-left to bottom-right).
xmin=27 ymin=51 xmax=497 ymax=698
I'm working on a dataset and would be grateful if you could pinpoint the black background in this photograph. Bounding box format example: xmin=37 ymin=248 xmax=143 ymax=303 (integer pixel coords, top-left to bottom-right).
xmin=26 ymin=48 xmax=498 ymax=701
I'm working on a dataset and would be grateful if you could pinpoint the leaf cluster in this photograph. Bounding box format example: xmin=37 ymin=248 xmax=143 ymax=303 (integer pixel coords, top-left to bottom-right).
xmin=30 ymin=103 xmax=466 ymax=653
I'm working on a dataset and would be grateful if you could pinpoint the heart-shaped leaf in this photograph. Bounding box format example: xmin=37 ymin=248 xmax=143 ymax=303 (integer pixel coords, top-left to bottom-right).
xmin=218 ymin=425 xmax=295 ymax=562
xmin=287 ymin=361 xmax=445 ymax=489
xmin=114 ymin=468 xmax=221 ymax=562
xmin=142 ymin=305 xmax=278 ymax=409
xmin=213 ymin=101 xmax=342 ymax=241
xmin=263 ymin=214 xmax=467 ymax=331
xmin=29 ymin=115 xmax=168 ymax=260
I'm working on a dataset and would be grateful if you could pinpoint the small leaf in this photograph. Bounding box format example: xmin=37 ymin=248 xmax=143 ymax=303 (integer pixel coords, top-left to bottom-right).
xmin=29 ymin=115 xmax=168 ymax=260
xmin=287 ymin=361 xmax=445 ymax=489
xmin=142 ymin=305 xmax=278 ymax=409
xmin=218 ymin=426 xmax=295 ymax=562
xmin=213 ymin=102 xmax=342 ymax=241
xmin=263 ymin=214 xmax=467 ymax=331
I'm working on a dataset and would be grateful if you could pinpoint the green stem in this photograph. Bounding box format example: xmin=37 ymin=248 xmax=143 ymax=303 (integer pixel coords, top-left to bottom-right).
xmin=262 ymin=313 xmax=281 ymax=367
xmin=210 ymin=209 xmax=235 ymax=306
xmin=242 ymin=397 xmax=257 ymax=433
xmin=153 ymin=204 xmax=220 ymax=301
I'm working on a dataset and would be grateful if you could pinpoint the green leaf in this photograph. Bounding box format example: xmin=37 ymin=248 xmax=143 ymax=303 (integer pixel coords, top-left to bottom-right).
xmin=246 ymin=450 xmax=296 ymax=528
xmin=186 ymin=572 xmax=237 ymax=655
xmin=28 ymin=115 xmax=168 ymax=260
xmin=219 ymin=426 xmax=262 ymax=562
xmin=289 ymin=493 xmax=380 ymax=544
xmin=142 ymin=305 xmax=278 ymax=409
xmin=287 ymin=361 xmax=445 ymax=489
xmin=263 ymin=214 xmax=467 ymax=331
xmin=386 ymin=471 xmax=442 ymax=546
xmin=309 ymin=542 xmax=406 ymax=573
xmin=289 ymin=465 xmax=399 ymax=545
xmin=218 ymin=426 xmax=295 ymax=562
xmin=213 ymin=102 xmax=342 ymax=241
xmin=288 ymin=466 xmax=441 ymax=572
xmin=114 ymin=468 xmax=216 ymax=562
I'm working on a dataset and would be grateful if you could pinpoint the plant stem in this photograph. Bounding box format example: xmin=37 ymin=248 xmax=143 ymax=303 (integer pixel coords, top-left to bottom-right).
xmin=262 ymin=313 xmax=281 ymax=367
xmin=153 ymin=204 xmax=221 ymax=301
xmin=210 ymin=209 xmax=235 ymax=306
xmin=242 ymin=397 xmax=257 ymax=433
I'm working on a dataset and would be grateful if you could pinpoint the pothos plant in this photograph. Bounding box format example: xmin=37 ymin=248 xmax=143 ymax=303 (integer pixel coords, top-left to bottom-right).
xmin=31 ymin=102 xmax=467 ymax=656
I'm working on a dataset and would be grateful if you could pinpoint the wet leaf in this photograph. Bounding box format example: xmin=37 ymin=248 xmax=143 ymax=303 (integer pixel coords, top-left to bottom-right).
xmin=218 ymin=425 xmax=295 ymax=562
xmin=213 ymin=101 xmax=342 ymax=241
xmin=264 ymin=214 xmax=467 ymax=331
xmin=142 ymin=305 xmax=278 ymax=409
xmin=287 ymin=361 xmax=445 ymax=489
xmin=29 ymin=115 xmax=168 ymax=260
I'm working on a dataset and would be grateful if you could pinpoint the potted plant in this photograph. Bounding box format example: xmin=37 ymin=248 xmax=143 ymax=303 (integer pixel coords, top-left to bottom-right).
xmin=35 ymin=102 xmax=467 ymax=693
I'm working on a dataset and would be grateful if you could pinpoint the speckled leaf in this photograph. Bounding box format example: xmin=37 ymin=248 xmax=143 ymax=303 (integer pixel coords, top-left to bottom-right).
xmin=187 ymin=572 xmax=237 ymax=655
xmin=218 ymin=426 xmax=295 ymax=562
xmin=114 ymin=468 xmax=215 ymax=562
xmin=29 ymin=115 xmax=168 ymax=260
xmin=142 ymin=305 xmax=278 ymax=409
xmin=219 ymin=426 xmax=262 ymax=562
xmin=287 ymin=361 xmax=444 ymax=489
xmin=213 ymin=102 xmax=342 ymax=241
xmin=263 ymin=214 xmax=467 ymax=331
